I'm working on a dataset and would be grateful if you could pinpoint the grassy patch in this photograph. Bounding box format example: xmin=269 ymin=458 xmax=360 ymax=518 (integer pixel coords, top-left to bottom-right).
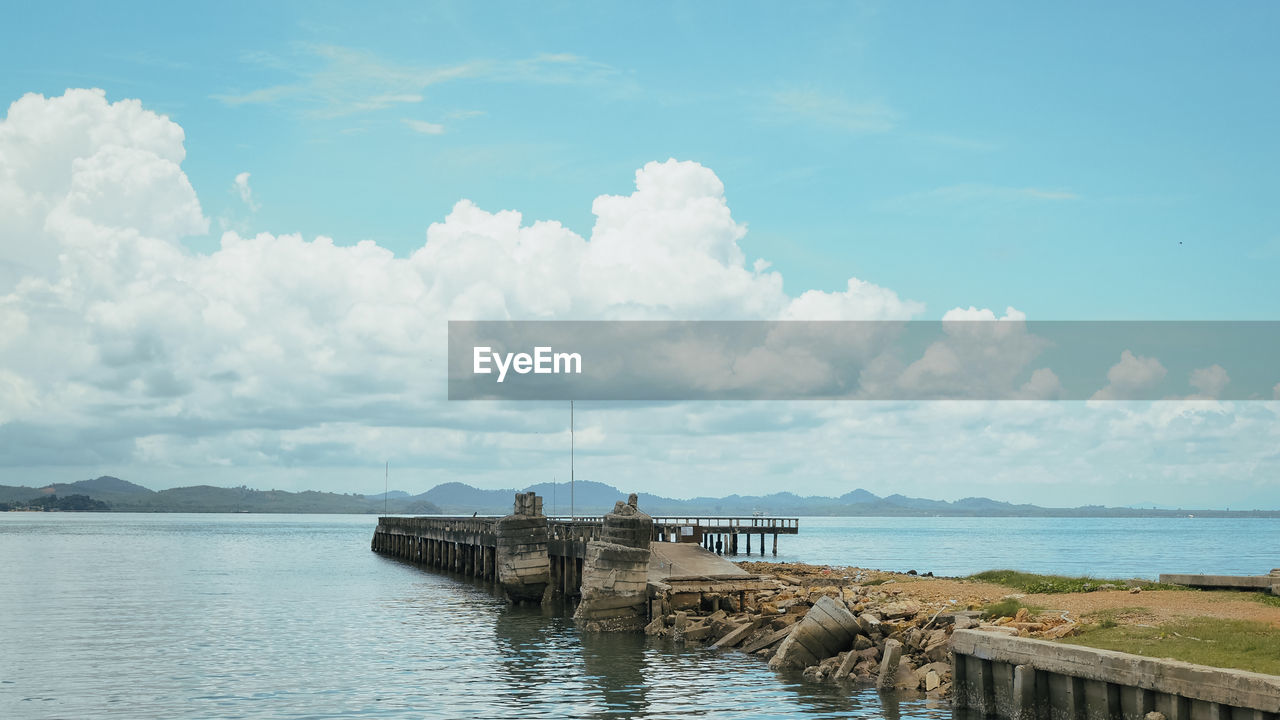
xmin=969 ymin=569 xmax=1184 ymax=594
xmin=979 ymin=598 xmax=1043 ymax=620
xmin=1083 ymin=607 xmax=1150 ymax=630
xmin=1061 ymin=617 xmax=1280 ymax=675
xmin=860 ymin=578 xmax=889 ymax=587
xmin=1247 ymin=592 xmax=1280 ymax=608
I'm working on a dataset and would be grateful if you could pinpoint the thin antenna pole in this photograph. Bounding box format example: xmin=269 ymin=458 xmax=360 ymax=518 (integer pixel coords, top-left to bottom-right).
xmin=552 ymin=476 xmax=556 ymax=517
xmin=384 ymin=461 xmax=388 ymax=516
xmin=570 ymin=400 xmax=575 ymax=521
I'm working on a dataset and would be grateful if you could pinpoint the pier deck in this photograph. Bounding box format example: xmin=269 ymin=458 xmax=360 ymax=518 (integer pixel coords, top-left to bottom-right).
xmin=371 ymin=513 xmax=798 ymax=597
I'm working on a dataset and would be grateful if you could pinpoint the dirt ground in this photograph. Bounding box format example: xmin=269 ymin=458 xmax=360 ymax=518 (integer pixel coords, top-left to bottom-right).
xmin=737 ymin=561 xmax=1280 ymax=626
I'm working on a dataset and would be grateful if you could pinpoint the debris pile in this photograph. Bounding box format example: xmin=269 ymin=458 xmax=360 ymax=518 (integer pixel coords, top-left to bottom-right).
xmin=645 ymin=569 xmax=1080 ymax=696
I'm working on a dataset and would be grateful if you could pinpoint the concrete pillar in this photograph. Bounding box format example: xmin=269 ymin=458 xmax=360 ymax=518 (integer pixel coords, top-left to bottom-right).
xmin=1084 ymin=678 xmax=1116 ymax=720
xmin=746 ymin=533 xmax=751 ymax=554
xmin=877 ymin=638 xmax=903 ymax=690
xmin=1012 ymin=664 xmax=1036 ymax=720
xmin=496 ymin=492 xmax=551 ymax=604
xmin=574 ymin=493 xmax=653 ymax=631
xmin=772 ymin=534 xmax=778 ymax=555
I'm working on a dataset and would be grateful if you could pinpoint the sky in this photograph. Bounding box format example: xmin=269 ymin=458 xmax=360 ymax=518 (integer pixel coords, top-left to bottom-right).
xmin=1 ymin=1 xmax=1278 ymax=508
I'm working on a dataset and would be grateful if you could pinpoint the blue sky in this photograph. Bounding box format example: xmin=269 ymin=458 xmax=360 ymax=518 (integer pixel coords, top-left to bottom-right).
xmin=2 ymin=2 xmax=1278 ymax=506
xmin=7 ymin=1 xmax=1278 ymax=319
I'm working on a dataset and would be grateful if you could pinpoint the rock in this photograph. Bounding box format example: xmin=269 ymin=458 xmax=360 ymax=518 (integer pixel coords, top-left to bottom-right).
xmin=925 ymin=670 xmax=940 ymax=691
xmin=880 ymin=600 xmax=921 ymax=620
xmin=712 ymin=618 xmax=762 ymax=649
xmin=833 ymin=650 xmax=859 ymax=680
xmin=954 ymin=616 xmax=978 ymax=630
xmin=1014 ymin=607 xmax=1030 ymax=623
xmin=802 ymin=664 xmax=826 ymax=682
xmin=1130 ymin=587 xmax=1143 ymax=594
xmin=853 ymin=634 xmax=872 ymax=651
xmin=1145 ymin=713 xmax=1167 ymax=720
xmin=905 ymin=627 xmax=923 ymax=650
xmin=682 ymin=622 xmax=714 ymax=641
xmin=1043 ymin=622 xmax=1079 ymax=639
xmin=644 ymin=617 xmax=666 ymax=636
xmin=891 ymin=657 xmax=919 ymax=690
xmin=924 ymin=635 xmax=950 ymax=663
xmin=760 ymin=602 xmax=780 ymax=615
xmin=936 ymin=610 xmax=981 ymax=626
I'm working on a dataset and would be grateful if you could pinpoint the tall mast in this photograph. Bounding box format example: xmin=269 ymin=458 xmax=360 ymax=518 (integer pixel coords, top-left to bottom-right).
xmin=570 ymin=400 xmax=574 ymax=521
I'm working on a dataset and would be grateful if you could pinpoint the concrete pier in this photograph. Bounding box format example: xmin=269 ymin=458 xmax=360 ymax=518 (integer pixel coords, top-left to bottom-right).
xmin=951 ymin=629 xmax=1280 ymax=720
xmin=372 ymin=491 xmax=789 ymax=637
xmin=371 ymin=495 xmax=798 ymax=605
xmin=574 ymin=493 xmax=655 ymax=631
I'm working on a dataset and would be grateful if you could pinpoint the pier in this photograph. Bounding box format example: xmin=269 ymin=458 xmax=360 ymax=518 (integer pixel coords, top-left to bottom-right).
xmin=370 ymin=498 xmax=798 ymax=600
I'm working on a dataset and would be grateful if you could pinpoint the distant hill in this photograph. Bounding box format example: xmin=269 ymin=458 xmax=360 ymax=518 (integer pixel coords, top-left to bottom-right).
xmin=4 ymin=476 xmax=1276 ymax=517
xmin=0 ymin=477 xmax=441 ymax=514
xmin=417 ymin=482 xmax=1280 ymax=518
xmin=69 ymin=476 xmax=152 ymax=494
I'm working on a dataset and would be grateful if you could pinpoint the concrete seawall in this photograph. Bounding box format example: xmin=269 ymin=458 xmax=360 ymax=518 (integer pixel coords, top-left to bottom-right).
xmin=1159 ymin=571 xmax=1280 ymax=596
xmin=951 ymin=629 xmax=1280 ymax=720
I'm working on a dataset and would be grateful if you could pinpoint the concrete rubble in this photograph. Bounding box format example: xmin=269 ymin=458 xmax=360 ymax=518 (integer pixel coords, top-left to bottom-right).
xmin=644 ymin=570 xmax=1082 ymax=697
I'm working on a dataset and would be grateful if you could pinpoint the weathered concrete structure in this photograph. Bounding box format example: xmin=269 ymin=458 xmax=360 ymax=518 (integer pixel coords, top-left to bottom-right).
xmin=768 ymin=595 xmax=862 ymax=670
xmin=495 ymin=491 xmax=552 ymax=604
xmin=370 ymin=516 xmax=496 ymax=580
xmin=951 ymin=628 xmax=1280 ymax=720
xmin=1159 ymin=570 xmax=1280 ymax=596
xmin=574 ymin=494 xmax=655 ymax=631
xmin=371 ymin=493 xmax=794 ymax=604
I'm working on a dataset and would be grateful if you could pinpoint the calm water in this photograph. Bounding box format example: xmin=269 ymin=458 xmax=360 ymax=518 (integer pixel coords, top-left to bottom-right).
xmin=775 ymin=516 xmax=1280 ymax=578
xmin=1 ymin=514 xmax=1276 ymax=719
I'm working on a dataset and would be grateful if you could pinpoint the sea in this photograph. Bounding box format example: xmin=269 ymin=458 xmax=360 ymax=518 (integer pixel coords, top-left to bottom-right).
xmin=1 ymin=514 xmax=1276 ymax=720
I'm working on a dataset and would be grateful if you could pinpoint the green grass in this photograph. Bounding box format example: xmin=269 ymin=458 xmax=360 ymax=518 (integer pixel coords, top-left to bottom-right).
xmin=1061 ymin=617 xmax=1280 ymax=675
xmin=969 ymin=569 xmax=1185 ymax=594
xmin=860 ymin=578 xmax=889 ymax=587
xmin=1248 ymin=592 xmax=1280 ymax=608
xmin=979 ymin=598 xmax=1044 ymax=620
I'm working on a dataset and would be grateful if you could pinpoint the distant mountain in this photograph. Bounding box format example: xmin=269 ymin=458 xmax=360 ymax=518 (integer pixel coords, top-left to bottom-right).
xmin=0 ymin=477 xmax=440 ymax=514
xmin=364 ymin=490 xmax=410 ymax=501
xmin=4 ymin=476 xmax=1277 ymax=517
xmin=68 ymin=476 xmax=153 ymax=494
xmin=413 ymin=482 xmax=1280 ymax=518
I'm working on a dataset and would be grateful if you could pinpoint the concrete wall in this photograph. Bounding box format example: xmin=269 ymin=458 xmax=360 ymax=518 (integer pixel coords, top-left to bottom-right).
xmin=951 ymin=629 xmax=1279 ymax=720
xmin=1159 ymin=571 xmax=1280 ymax=596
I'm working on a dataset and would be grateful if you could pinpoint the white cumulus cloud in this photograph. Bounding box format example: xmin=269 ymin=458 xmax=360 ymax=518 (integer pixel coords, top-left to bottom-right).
xmin=1091 ymin=350 xmax=1168 ymax=401
xmin=1189 ymin=364 xmax=1229 ymax=399
xmin=233 ymin=172 xmax=259 ymax=211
